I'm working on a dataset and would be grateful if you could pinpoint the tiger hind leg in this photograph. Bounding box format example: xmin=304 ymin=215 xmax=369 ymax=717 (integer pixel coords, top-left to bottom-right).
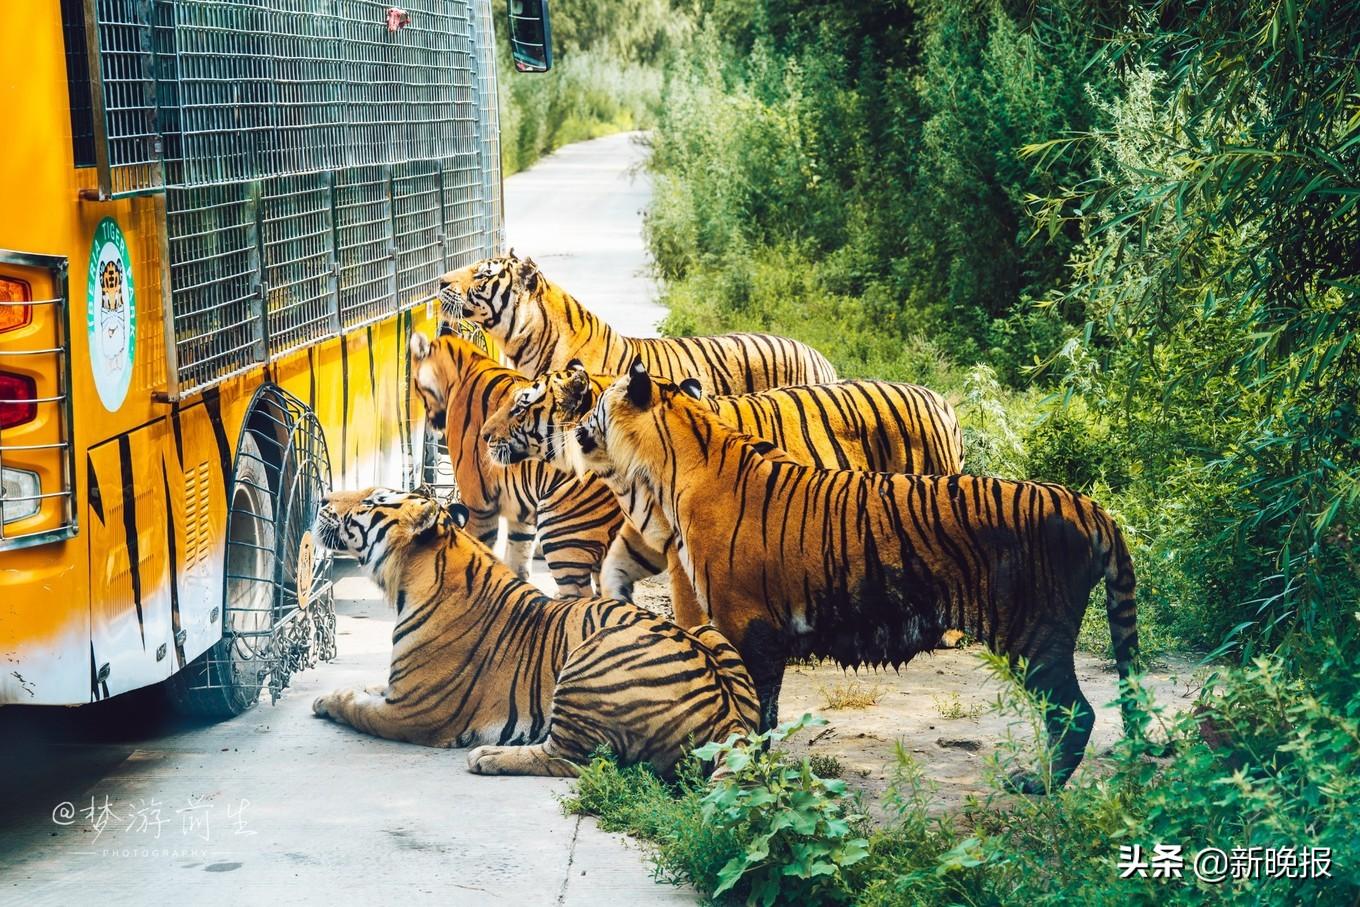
xmin=1004 ymin=658 xmax=1093 ymax=795
xmin=466 ymin=741 xmax=581 ymax=777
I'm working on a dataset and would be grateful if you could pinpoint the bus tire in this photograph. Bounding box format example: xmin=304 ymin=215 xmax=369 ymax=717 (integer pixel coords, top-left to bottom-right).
xmin=168 ymin=430 xmax=275 ymax=718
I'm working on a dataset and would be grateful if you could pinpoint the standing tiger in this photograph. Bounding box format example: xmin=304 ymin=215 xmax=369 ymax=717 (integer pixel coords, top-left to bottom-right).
xmin=311 ymin=488 xmax=759 ymax=777
xmin=437 ymin=252 xmax=837 ymax=393
xmin=409 ymin=330 xmax=622 ymax=594
xmin=480 ymin=363 xmax=965 ymax=629
xmin=574 ymin=362 xmax=1149 ymax=793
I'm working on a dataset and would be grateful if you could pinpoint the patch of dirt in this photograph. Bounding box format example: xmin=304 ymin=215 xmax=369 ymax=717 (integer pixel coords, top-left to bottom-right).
xmin=631 ymin=574 xmax=1199 ymax=818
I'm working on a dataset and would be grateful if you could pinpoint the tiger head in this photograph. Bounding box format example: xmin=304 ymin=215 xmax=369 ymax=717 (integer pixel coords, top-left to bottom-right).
xmin=409 ymin=329 xmax=494 ymax=438
xmin=575 ymin=360 xmax=708 ymax=483
xmin=313 ymin=488 xmax=469 ymax=589
xmin=100 ymin=260 xmax=125 ymax=312
xmin=436 ymin=251 xmax=542 ymax=337
xmin=481 ymin=360 xmax=606 ymax=469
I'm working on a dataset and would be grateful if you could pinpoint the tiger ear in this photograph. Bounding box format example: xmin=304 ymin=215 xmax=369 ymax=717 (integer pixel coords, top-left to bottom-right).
xmin=678 ymin=378 xmax=704 ymax=400
xmin=409 ymin=331 xmax=432 ymax=361
xmin=446 ymin=502 xmax=470 ymax=529
xmin=506 ymin=247 xmax=517 ymax=261
xmin=410 ymin=497 xmax=443 ymax=534
xmin=626 ymin=359 xmax=652 ymax=408
xmin=566 ymin=358 xmax=585 ymax=372
xmin=514 ymin=256 xmax=540 ymax=292
xmin=559 ymin=367 xmax=594 ymax=416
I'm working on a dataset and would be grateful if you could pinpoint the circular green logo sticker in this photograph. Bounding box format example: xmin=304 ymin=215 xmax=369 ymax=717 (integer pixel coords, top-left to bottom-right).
xmin=86 ymin=217 xmax=137 ymax=411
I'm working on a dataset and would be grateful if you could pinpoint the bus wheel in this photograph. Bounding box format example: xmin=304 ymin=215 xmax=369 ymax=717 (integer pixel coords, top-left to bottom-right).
xmin=168 ymin=430 xmax=275 ymax=718
xmin=170 ymin=386 xmax=335 ymax=718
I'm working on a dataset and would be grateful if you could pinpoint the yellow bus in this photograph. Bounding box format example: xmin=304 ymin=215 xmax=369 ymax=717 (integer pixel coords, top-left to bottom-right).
xmin=0 ymin=0 xmax=552 ymax=716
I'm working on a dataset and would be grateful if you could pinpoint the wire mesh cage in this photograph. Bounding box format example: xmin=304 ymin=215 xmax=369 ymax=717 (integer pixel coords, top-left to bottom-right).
xmin=69 ymin=0 xmax=505 ymax=399
xmin=178 ymin=384 xmax=336 ymax=708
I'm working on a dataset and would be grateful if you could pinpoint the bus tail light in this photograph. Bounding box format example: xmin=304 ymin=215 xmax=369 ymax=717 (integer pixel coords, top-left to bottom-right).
xmin=1 ymin=466 xmax=40 ymax=523
xmin=0 ymin=371 xmax=37 ymax=429
xmin=0 ymin=277 xmax=32 ymax=333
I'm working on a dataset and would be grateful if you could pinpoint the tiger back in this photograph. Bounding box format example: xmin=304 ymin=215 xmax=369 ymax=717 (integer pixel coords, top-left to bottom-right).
xmin=311 ymin=488 xmax=759 ymax=777
xmin=481 ymin=363 xmax=965 ymax=620
xmin=437 ymin=253 xmax=838 ymax=394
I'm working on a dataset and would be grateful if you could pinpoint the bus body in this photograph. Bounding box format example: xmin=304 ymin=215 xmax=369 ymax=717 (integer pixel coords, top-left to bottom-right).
xmin=0 ymin=0 xmax=517 ymax=710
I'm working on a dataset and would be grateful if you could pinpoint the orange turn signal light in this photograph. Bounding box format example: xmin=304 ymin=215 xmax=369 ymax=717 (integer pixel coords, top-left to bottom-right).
xmin=0 ymin=276 xmax=32 ymax=334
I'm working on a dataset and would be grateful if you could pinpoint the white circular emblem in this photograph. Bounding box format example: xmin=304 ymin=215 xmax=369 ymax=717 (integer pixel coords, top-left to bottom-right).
xmin=86 ymin=217 xmax=137 ymax=412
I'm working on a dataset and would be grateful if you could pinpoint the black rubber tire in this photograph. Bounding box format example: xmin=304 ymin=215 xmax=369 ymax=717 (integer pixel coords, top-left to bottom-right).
xmin=167 ymin=431 xmax=274 ymax=719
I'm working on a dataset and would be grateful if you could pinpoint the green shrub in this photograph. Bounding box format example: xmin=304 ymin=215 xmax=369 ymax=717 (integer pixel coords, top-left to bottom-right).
xmin=692 ymin=716 xmax=871 ymax=906
xmin=498 ymin=52 xmax=662 ymax=175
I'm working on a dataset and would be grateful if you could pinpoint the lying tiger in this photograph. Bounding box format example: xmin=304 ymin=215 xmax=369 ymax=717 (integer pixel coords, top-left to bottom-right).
xmin=311 ymin=488 xmax=758 ymax=777
xmin=409 ymin=330 xmax=621 ymax=594
xmin=437 ymin=252 xmax=837 ymax=393
xmin=480 ymin=363 xmax=965 ymax=632
xmin=575 ymin=362 xmax=1149 ymax=793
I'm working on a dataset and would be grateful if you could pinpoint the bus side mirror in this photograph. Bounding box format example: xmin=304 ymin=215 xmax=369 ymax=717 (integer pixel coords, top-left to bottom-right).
xmin=507 ymin=0 xmax=553 ymax=73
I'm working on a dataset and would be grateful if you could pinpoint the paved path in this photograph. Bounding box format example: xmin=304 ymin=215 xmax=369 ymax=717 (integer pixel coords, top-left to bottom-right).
xmin=0 ymin=134 xmax=688 ymax=906
xmin=505 ymin=131 xmax=666 ymax=338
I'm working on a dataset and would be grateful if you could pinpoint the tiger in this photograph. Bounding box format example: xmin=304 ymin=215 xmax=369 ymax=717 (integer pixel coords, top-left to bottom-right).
xmin=572 ymin=361 xmax=1150 ymax=793
xmin=311 ymin=488 xmax=759 ymax=777
xmin=481 ymin=362 xmax=966 ymax=631
xmin=436 ymin=252 xmax=838 ymax=394
xmin=408 ymin=329 xmax=623 ymax=594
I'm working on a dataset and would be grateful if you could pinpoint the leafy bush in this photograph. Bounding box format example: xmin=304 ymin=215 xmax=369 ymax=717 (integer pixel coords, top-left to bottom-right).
xmin=497 ymin=52 xmax=661 ymax=175
xmin=856 ymin=644 xmax=1360 ymax=905
xmin=569 ymin=651 xmax=1360 ymax=905
xmin=565 ymin=716 xmax=871 ymax=905
xmin=692 ymin=716 xmax=871 ymax=906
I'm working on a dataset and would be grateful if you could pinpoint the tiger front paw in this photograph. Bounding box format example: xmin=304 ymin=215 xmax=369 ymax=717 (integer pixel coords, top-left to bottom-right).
xmin=466 ymin=745 xmax=493 ymax=774
xmin=312 ymin=692 xmax=339 ymax=717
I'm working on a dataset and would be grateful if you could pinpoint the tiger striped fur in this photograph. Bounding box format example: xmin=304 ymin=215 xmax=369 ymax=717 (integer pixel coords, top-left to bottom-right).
xmin=481 ymin=363 xmax=965 ymax=629
xmin=574 ymin=362 xmax=1147 ymax=793
xmin=436 ymin=253 xmax=838 ymax=393
xmin=409 ymin=330 xmax=622 ymax=594
xmin=311 ymin=488 xmax=759 ymax=777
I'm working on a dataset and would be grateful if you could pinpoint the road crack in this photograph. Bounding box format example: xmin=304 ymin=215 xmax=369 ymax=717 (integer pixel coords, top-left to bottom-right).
xmin=556 ymin=814 xmax=583 ymax=906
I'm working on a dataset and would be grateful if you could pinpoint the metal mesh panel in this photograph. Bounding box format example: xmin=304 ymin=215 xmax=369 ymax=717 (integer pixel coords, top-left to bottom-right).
xmin=472 ymin=0 xmax=505 ymax=254
xmin=335 ymin=166 xmax=398 ymax=329
xmin=155 ymin=1 xmax=276 ymax=187
xmin=260 ymin=173 xmax=338 ymax=357
xmin=442 ymin=4 xmax=485 ymax=269
xmin=61 ymin=0 xmax=98 ymax=168
xmin=267 ymin=5 xmax=345 ymax=177
xmin=165 ymin=183 xmax=262 ymax=392
xmin=90 ymin=0 xmax=164 ymax=196
xmin=77 ymin=0 xmax=501 ymax=396
xmin=392 ymin=160 xmax=446 ymax=308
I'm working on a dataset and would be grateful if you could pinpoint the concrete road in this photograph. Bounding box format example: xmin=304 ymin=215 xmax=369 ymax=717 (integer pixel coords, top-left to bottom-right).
xmin=505 ymin=131 xmax=667 ymax=338
xmin=0 ymin=134 xmax=689 ymax=906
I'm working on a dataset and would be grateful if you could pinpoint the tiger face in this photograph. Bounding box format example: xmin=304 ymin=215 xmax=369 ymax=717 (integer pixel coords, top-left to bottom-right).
xmin=314 ymin=488 xmax=468 ymax=577
xmin=482 ymin=361 xmax=597 ymax=468
xmin=577 ymin=360 xmax=702 ymax=480
xmin=436 ymin=252 xmax=540 ymax=332
xmin=408 ymin=330 xmax=458 ymax=435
